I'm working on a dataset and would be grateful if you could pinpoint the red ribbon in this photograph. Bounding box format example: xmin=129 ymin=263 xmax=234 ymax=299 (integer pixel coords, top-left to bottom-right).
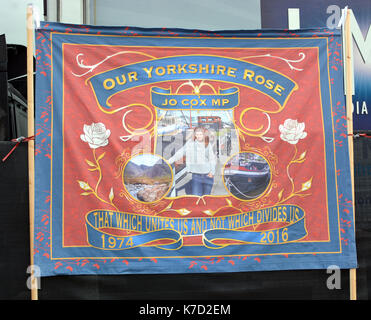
xmin=2 ymin=135 xmax=36 ymax=162
xmin=348 ymin=133 xmax=371 ymax=138
xmin=356 ymin=133 xmax=371 ymax=138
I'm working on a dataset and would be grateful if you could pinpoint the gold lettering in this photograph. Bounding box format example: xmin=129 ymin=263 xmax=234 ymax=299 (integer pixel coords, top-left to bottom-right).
xmin=155 ymin=66 xmax=166 ymax=76
xmin=227 ymin=67 xmax=237 ymax=77
xmin=103 ymin=78 xmax=115 ymax=90
xmin=115 ymin=74 xmax=127 ymax=85
xmin=125 ymin=237 xmax=133 ymax=247
xmin=199 ymin=64 xmax=209 ymax=73
xmin=255 ymin=75 xmax=265 ymax=85
xmin=167 ymin=65 xmax=176 ymax=74
xmin=212 ymin=99 xmax=220 ymax=106
xmin=265 ymin=79 xmax=274 ymax=90
xmin=216 ymin=65 xmax=226 ymax=75
xmin=188 ymin=64 xmax=197 ymax=73
xmin=128 ymin=71 xmax=138 ymax=82
xmin=243 ymin=69 xmax=255 ymax=81
xmin=274 ymin=84 xmax=285 ymax=96
xmin=143 ymin=66 xmax=153 ymax=78
xmin=178 ymin=64 xmax=188 ymax=73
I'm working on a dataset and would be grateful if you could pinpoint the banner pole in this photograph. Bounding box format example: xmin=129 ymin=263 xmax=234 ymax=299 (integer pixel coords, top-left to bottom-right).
xmin=27 ymin=4 xmax=38 ymax=301
xmin=344 ymin=8 xmax=357 ymax=301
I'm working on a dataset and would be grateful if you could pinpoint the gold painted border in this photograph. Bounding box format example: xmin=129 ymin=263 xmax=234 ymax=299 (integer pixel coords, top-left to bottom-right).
xmin=47 ymin=32 xmax=342 ymax=260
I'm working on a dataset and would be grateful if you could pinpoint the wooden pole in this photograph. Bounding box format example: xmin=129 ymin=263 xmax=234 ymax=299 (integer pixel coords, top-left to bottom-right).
xmin=27 ymin=4 xmax=38 ymax=301
xmin=344 ymin=8 xmax=357 ymax=301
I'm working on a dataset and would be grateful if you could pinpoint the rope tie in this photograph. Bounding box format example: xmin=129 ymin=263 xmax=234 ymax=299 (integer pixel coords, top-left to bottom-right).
xmin=2 ymin=135 xmax=36 ymax=162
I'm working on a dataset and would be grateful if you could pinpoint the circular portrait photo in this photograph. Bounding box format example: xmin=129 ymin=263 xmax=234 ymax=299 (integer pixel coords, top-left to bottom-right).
xmin=123 ymin=153 xmax=173 ymax=203
xmin=223 ymin=152 xmax=271 ymax=200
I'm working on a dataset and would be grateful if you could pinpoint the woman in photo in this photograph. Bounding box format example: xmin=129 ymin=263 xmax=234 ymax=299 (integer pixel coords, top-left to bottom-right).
xmin=168 ymin=126 xmax=216 ymax=196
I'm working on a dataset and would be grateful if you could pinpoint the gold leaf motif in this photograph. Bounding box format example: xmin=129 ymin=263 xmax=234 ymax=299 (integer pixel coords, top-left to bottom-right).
xmin=164 ymin=201 xmax=174 ymax=210
xmin=301 ymin=177 xmax=313 ymax=191
xmin=176 ymin=208 xmax=191 ymax=216
xmin=78 ymin=180 xmax=91 ymax=191
xmin=203 ymin=209 xmax=215 ymax=216
xmin=97 ymin=152 xmax=106 ymax=161
xmin=298 ymin=151 xmax=307 ymax=160
xmin=109 ymin=187 xmax=114 ymax=202
xmin=85 ymin=159 xmax=96 ymax=167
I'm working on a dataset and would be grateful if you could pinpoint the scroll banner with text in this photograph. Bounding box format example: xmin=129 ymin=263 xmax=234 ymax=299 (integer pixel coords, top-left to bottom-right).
xmin=85 ymin=205 xmax=306 ymax=250
xmin=34 ymin=22 xmax=357 ymax=276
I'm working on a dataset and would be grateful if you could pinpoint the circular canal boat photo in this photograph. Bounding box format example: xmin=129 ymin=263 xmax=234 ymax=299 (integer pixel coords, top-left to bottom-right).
xmin=223 ymin=152 xmax=271 ymax=200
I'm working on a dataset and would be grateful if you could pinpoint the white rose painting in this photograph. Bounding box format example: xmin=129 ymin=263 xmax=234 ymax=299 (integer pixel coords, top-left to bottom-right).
xmin=80 ymin=123 xmax=111 ymax=149
xmin=77 ymin=122 xmax=118 ymax=211
xmin=277 ymin=119 xmax=312 ymax=204
xmin=279 ymin=119 xmax=307 ymax=145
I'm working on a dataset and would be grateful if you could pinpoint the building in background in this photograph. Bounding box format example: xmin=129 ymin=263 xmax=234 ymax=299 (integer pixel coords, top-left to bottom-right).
xmin=261 ymin=0 xmax=371 ymax=132
xmin=0 ymin=0 xmax=261 ymax=140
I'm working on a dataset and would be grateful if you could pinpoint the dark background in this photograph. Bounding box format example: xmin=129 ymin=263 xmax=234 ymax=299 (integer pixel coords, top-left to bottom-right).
xmin=261 ymin=0 xmax=371 ymax=133
xmin=0 ymin=138 xmax=370 ymax=300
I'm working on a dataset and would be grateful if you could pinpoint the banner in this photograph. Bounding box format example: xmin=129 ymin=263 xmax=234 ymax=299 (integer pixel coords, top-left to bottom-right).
xmin=34 ymin=22 xmax=357 ymax=276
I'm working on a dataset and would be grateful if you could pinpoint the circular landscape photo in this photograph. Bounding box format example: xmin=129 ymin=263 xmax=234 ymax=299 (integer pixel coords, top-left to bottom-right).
xmin=123 ymin=153 xmax=173 ymax=203
xmin=223 ymin=152 xmax=271 ymax=200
